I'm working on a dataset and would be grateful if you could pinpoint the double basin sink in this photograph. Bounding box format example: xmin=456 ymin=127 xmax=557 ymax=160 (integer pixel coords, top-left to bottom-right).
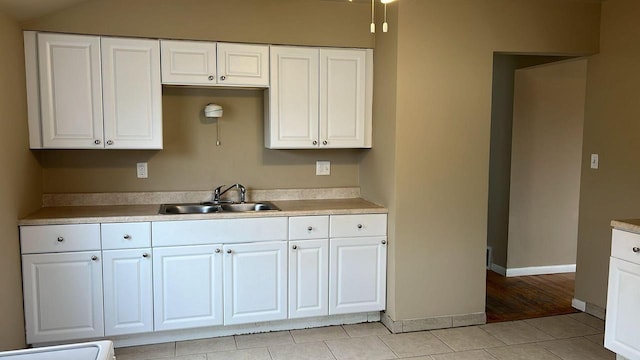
xmin=159 ymin=201 xmax=281 ymax=215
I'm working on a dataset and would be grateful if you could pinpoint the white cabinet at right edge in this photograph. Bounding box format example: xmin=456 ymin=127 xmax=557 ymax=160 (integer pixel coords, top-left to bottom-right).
xmin=605 ymin=229 xmax=640 ymax=360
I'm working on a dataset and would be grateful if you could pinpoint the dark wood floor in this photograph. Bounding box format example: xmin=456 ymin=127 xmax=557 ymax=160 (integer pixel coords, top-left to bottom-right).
xmin=485 ymin=270 xmax=579 ymax=323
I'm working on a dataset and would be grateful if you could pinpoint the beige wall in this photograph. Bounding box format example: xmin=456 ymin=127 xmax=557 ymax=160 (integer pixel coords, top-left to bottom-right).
xmin=508 ymin=59 xmax=587 ymax=269
xmin=576 ymin=0 xmax=640 ymax=309
xmin=361 ymin=0 xmax=599 ymax=321
xmin=0 ymin=11 xmax=43 ymax=351
xmin=24 ymin=0 xmax=375 ymax=193
xmin=487 ymin=54 xmax=518 ymax=269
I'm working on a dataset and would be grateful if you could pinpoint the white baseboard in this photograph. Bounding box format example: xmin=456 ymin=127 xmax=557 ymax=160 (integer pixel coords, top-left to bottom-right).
xmin=506 ymin=264 xmax=576 ymax=277
xmin=572 ymin=298 xmax=587 ymax=312
xmin=490 ymin=264 xmax=506 ymax=276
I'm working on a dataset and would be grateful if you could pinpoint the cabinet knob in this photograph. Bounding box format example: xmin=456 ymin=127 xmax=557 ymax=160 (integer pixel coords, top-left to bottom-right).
xmin=142 ymin=253 xmax=149 ymax=258
xmin=94 ymin=139 xmax=101 ymax=145
xmin=227 ymin=249 xmax=233 ymax=254
xmin=220 ymin=75 xmax=226 ymax=81
xmin=106 ymin=140 xmax=114 ymax=146
xmin=307 ymin=226 xmax=313 ymax=231
xmin=633 ymin=247 xmax=640 ymax=253
xmin=123 ymin=234 xmax=131 ymax=240
xmin=322 ymin=140 xmax=328 ymax=146
xmin=208 ymin=75 xmax=214 ymax=81
xmin=292 ymin=245 xmax=298 ymax=250
xmin=357 ymin=224 xmax=363 ymax=229
xmin=91 ymin=255 xmax=99 ymax=261
xmin=381 ymin=240 xmax=387 ymax=245
xmin=57 ymin=236 xmax=64 ymax=242
xmin=215 ymin=248 xmax=221 ymax=253
xmin=313 ymin=140 xmax=318 ymax=145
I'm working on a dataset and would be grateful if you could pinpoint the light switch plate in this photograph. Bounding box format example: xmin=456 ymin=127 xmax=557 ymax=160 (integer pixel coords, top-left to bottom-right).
xmin=316 ymin=161 xmax=331 ymax=176
xmin=137 ymin=162 xmax=148 ymax=178
xmin=590 ymin=154 xmax=599 ymax=169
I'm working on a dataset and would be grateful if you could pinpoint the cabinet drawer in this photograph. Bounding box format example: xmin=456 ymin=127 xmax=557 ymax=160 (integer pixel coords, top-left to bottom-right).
xmin=101 ymin=222 xmax=151 ymax=249
xmin=289 ymin=216 xmax=329 ymax=240
xmin=330 ymin=214 xmax=387 ymax=238
xmin=153 ymin=217 xmax=288 ymax=246
xmin=612 ymin=229 xmax=640 ymax=264
xmin=20 ymin=224 xmax=100 ymax=254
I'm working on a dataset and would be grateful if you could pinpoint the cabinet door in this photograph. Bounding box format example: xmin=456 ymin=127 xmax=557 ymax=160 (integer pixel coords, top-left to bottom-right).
xmin=153 ymin=245 xmax=223 ymax=331
xmin=103 ymin=248 xmax=153 ymax=336
xmin=289 ymin=239 xmax=329 ymax=319
xmin=22 ymin=251 xmax=104 ymax=344
xmin=160 ymin=40 xmax=217 ymax=85
xmin=223 ymin=241 xmax=287 ymax=325
xmin=217 ymin=43 xmax=269 ymax=87
xmin=329 ymin=237 xmax=387 ymax=314
xmin=320 ymin=49 xmax=367 ymax=148
xmin=38 ymin=33 xmax=103 ymax=149
xmin=266 ymin=46 xmax=319 ymax=149
xmin=102 ymin=38 xmax=162 ymax=149
xmin=605 ymin=257 xmax=640 ymax=359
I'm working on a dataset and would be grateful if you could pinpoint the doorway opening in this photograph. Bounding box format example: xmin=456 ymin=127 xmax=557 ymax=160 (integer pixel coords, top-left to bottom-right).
xmin=486 ymin=54 xmax=587 ymax=322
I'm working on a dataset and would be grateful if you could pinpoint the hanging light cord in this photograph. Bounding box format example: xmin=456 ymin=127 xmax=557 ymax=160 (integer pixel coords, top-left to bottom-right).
xmin=371 ymin=0 xmax=376 ymax=33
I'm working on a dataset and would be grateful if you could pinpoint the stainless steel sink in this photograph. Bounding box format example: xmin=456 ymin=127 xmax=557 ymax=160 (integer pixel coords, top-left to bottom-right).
xmin=159 ymin=202 xmax=280 ymax=214
xmin=220 ymin=202 xmax=280 ymax=212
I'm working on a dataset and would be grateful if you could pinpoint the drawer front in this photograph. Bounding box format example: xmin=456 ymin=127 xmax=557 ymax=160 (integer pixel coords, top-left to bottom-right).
xmin=330 ymin=214 xmax=387 ymax=238
xmin=153 ymin=217 xmax=288 ymax=247
xmin=101 ymin=222 xmax=151 ymax=249
xmin=21 ymin=224 xmax=101 ymax=254
xmin=289 ymin=216 xmax=329 ymax=240
xmin=612 ymin=229 xmax=640 ymax=265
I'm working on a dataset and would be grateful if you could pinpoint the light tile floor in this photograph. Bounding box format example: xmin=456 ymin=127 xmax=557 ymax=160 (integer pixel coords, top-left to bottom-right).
xmin=114 ymin=313 xmax=614 ymax=360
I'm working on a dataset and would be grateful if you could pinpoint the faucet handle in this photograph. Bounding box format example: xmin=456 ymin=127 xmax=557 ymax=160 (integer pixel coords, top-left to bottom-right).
xmin=213 ymin=185 xmax=226 ymax=203
xmin=236 ymin=184 xmax=247 ymax=203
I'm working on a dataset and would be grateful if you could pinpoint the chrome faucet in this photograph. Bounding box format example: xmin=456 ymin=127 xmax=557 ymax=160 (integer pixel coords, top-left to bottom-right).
xmin=213 ymin=184 xmax=247 ymax=204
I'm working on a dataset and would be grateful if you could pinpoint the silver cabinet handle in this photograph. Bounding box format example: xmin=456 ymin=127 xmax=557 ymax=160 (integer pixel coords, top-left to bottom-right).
xmin=633 ymin=247 xmax=640 ymax=253
xmin=307 ymin=226 xmax=313 ymax=231
xmin=94 ymin=139 xmax=101 ymax=145
xmin=215 ymin=248 xmax=221 ymax=253
xmin=106 ymin=140 xmax=114 ymax=146
xmin=208 ymin=75 xmax=214 ymax=81
xmin=220 ymin=75 xmax=226 ymax=81
xmin=381 ymin=240 xmax=387 ymax=245
xmin=227 ymin=249 xmax=232 ymax=254
xmin=313 ymin=140 xmax=318 ymax=145
xmin=57 ymin=237 xmax=64 ymax=242
xmin=357 ymin=224 xmax=363 ymax=229
xmin=292 ymin=245 xmax=298 ymax=250
xmin=142 ymin=253 xmax=149 ymax=258
xmin=322 ymin=140 xmax=328 ymax=145
xmin=91 ymin=255 xmax=98 ymax=261
xmin=123 ymin=234 xmax=131 ymax=240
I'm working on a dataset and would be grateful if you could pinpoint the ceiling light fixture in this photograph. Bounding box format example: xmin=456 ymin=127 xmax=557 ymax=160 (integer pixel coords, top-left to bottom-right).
xmin=350 ymin=0 xmax=396 ymax=34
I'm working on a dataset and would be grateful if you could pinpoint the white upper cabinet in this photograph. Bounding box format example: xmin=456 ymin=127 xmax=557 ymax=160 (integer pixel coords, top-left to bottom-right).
xmin=102 ymin=37 xmax=162 ymax=149
xmin=217 ymin=43 xmax=269 ymax=86
xmin=160 ymin=40 xmax=217 ymax=85
xmin=37 ymin=33 xmax=104 ymax=149
xmin=26 ymin=32 xmax=162 ymax=149
xmin=266 ymin=46 xmax=372 ymax=149
xmin=161 ymin=40 xmax=269 ymax=87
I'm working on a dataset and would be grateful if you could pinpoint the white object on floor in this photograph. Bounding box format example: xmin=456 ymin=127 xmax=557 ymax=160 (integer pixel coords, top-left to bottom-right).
xmin=0 ymin=341 xmax=114 ymax=360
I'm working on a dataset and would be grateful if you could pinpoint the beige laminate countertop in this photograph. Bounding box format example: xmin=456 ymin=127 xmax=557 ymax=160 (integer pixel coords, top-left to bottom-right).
xmin=611 ymin=219 xmax=640 ymax=235
xmin=19 ymin=198 xmax=387 ymax=226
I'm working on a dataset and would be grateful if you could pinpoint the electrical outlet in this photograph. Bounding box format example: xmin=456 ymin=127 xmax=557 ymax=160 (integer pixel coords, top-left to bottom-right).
xmin=137 ymin=162 xmax=148 ymax=178
xmin=316 ymin=161 xmax=331 ymax=176
xmin=590 ymin=154 xmax=599 ymax=169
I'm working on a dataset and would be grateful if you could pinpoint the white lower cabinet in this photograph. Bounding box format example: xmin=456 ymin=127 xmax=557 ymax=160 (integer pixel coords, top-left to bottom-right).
xmin=329 ymin=237 xmax=387 ymax=315
xmin=605 ymin=229 xmax=640 ymax=360
xmin=22 ymin=251 xmax=104 ymax=343
xmin=223 ymin=241 xmax=288 ymax=325
xmin=102 ymin=248 xmax=153 ymax=336
xmin=289 ymin=239 xmax=329 ymax=318
xmin=153 ymin=245 xmax=224 ymax=331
